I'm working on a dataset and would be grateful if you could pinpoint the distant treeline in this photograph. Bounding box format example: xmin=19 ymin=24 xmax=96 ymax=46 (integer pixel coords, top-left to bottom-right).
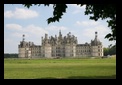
xmin=103 ymin=45 xmax=116 ymax=56
xmin=4 ymin=53 xmax=18 ymax=58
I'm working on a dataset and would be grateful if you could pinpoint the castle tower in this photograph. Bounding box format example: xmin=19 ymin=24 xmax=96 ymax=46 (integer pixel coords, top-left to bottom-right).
xmin=59 ymin=30 xmax=62 ymax=37
xmin=91 ymin=32 xmax=103 ymax=56
xmin=65 ymin=32 xmax=76 ymax=57
xmin=41 ymin=33 xmax=52 ymax=58
xmin=65 ymin=43 xmax=71 ymax=57
xmin=18 ymin=34 xmax=31 ymax=58
xmin=18 ymin=34 xmax=26 ymax=58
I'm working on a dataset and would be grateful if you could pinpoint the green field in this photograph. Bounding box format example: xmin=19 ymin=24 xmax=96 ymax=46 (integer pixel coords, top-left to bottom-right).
xmin=4 ymin=57 xmax=116 ymax=79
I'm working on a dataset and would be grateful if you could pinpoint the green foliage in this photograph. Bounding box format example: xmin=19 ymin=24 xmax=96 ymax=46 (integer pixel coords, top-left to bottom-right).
xmin=22 ymin=4 xmax=116 ymax=41
xmin=47 ymin=4 xmax=67 ymax=24
xmin=4 ymin=58 xmax=116 ymax=79
xmin=109 ymin=45 xmax=116 ymax=55
xmin=103 ymin=45 xmax=116 ymax=56
xmin=103 ymin=48 xmax=109 ymax=56
xmin=4 ymin=53 xmax=18 ymax=58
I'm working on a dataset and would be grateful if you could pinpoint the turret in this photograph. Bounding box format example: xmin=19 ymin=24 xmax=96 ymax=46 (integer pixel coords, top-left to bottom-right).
xmin=19 ymin=34 xmax=29 ymax=58
xmin=23 ymin=34 xmax=25 ymax=41
xmin=91 ymin=32 xmax=102 ymax=46
xmin=59 ymin=30 xmax=62 ymax=37
xmin=45 ymin=34 xmax=48 ymax=44
xmin=45 ymin=34 xmax=48 ymax=40
xmin=90 ymin=32 xmax=103 ymax=56
xmin=95 ymin=31 xmax=97 ymax=39
xmin=41 ymin=37 xmax=43 ymax=45
xmin=20 ymin=34 xmax=26 ymax=48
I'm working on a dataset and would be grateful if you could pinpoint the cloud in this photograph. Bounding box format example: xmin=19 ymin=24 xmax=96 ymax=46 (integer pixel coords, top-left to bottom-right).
xmin=82 ymin=25 xmax=110 ymax=39
xmin=69 ymin=4 xmax=86 ymax=14
xmin=5 ymin=24 xmax=69 ymax=39
xmin=4 ymin=8 xmax=38 ymax=19
xmin=46 ymin=25 xmax=67 ymax=31
xmin=70 ymin=4 xmax=86 ymax=9
xmin=12 ymin=32 xmax=30 ymax=38
xmin=6 ymin=24 xmax=48 ymax=37
xmin=4 ymin=11 xmax=14 ymax=18
xmin=76 ymin=20 xmax=100 ymax=26
xmin=25 ymin=24 xmax=48 ymax=36
xmin=74 ymin=24 xmax=113 ymax=48
xmin=5 ymin=23 xmax=49 ymax=47
xmin=5 ymin=23 xmax=22 ymax=31
xmin=72 ymin=10 xmax=81 ymax=14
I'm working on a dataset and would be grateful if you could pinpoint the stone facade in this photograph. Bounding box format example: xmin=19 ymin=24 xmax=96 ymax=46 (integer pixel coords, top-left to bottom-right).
xmin=18 ymin=31 xmax=103 ymax=58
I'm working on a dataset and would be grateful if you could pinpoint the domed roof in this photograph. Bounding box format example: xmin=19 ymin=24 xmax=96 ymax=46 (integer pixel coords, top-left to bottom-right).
xmin=91 ymin=32 xmax=102 ymax=46
xmin=94 ymin=38 xmax=101 ymax=45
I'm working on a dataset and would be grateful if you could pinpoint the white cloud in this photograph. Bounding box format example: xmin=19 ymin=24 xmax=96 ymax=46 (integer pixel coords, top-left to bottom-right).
xmin=4 ymin=11 xmax=14 ymax=18
xmin=74 ymin=24 xmax=114 ymax=48
xmin=46 ymin=25 xmax=67 ymax=31
xmin=5 ymin=23 xmax=48 ymax=37
xmin=5 ymin=23 xmax=48 ymax=38
xmin=70 ymin=4 xmax=86 ymax=9
xmin=25 ymin=24 xmax=48 ymax=36
xmin=12 ymin=32 xmax=30 ymax=38
xmin=82 ymin=25 xmax=111 ymax=39
xmin=5 ymin=23 xmax=49 ymax=47
xmin=5 ymin=23 xmax=22 ymax=31
xmin=4 ymin=8 xmax=38 ymax=19
xmin=76 ymin=20 xmax=100 ymax=26
xmin=70 ymin=4 xmax=86 ymax=14
xmin=5 ymin=24 xmax=69 ymax=39
xmin=12 ymin=32 xmax=23 ymax=38
xmin=72 ymin=10 xmax=81 ymax=14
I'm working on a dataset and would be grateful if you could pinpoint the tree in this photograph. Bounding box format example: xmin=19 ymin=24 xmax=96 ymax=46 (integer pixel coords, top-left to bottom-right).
xmin=4 ymin=53 xmax=18 ymax=58
xmin=103 ymin=45 xmax=116 ymax=56
xmin=103 ymin=47 xmax=109 ymax=56
xmin=22 ymin=4 xmax=116 ymax=41
xmin=109 ymin=45 xmax=116 ymax=55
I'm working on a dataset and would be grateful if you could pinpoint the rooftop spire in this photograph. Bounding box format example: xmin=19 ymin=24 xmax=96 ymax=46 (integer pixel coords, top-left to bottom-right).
xmin=59 ymin=30 xmax=61 ymax=34
xmin=22 ymin=34 xmax=25 ymax=41
xmin=95 ymin=31 xmax=97 ymax=39
xmin=45 ymin=33 xmax=48 ymax=39
xmin=59 ymin=30 xmax=62 ymax=37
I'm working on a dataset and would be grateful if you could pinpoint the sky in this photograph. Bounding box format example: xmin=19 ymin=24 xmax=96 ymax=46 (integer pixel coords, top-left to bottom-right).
xmin=4 ymin=4 xmax=116 ymax=53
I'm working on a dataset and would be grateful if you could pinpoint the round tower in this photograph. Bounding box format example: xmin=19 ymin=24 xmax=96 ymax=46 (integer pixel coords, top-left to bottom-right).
xmin=18 ymin=34 xmax=26 ymax=58
xmin=18 ymin=34 xmax=31 ymax=58
xmin=91 ymin=32 xmax=103 ymax=57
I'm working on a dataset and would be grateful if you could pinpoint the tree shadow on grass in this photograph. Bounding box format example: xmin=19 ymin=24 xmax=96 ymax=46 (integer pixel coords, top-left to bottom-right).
xmin=35 ymin=75 xmax=116 ymax=79
xmin=67 ymin=75 xmax=116 ymax=79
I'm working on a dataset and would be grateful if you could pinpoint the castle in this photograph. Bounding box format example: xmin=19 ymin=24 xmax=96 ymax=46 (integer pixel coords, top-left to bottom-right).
xmin=18 ymin=31 xmax=103 ymax=58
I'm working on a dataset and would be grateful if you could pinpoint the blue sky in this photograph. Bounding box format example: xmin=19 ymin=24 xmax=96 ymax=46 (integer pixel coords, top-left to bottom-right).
xmin=4 ymin=4 xmax=116 ymax=53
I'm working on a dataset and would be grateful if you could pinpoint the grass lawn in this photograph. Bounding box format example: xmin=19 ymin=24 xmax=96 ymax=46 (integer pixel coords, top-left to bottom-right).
xmin=4 ymin=58 xmax=116 ymax=79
